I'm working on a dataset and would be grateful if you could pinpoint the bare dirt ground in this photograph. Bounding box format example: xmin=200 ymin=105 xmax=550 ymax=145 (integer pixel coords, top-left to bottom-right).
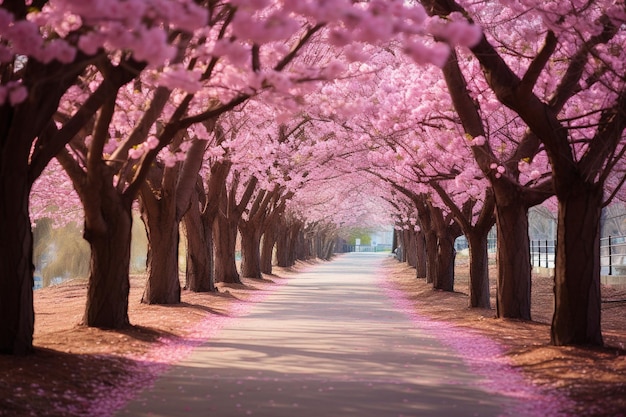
xmin=1 ymin=256 xmax=625 ymax=417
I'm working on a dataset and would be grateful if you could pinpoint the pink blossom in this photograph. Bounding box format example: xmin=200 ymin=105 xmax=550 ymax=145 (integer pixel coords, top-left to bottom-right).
xmin=128 ymin=147 xmax=145 ymax=159
xmin=404 ymin=41 xmax=450 ymax=67
xmin=6 ymin=20 xmax=43 ymax=56
xmin=145 ymin=136 xmax=159 ymax=150
xmin=0 ymin=8 xmax=14 ymax=30
xmin=158 ymin=67 xmax=202 ymax=93
xmin=40 ymin=39 xmax=77 ymax=64
xmin=133 ymin=27 xmax=176 ymax=66
xmin=159 ymin=149 xmax=178 ymax=167
xmin=77 ymin=32 xmax=105 ymax=55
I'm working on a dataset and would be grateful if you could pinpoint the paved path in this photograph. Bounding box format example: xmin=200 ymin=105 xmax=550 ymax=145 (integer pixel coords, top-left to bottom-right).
xmin=116 ymin=253 xmax=517 ymax=417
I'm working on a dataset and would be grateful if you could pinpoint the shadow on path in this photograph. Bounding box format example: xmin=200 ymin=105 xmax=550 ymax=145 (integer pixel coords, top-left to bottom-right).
xmin=116 ymin=253 xmax=516 ymax=417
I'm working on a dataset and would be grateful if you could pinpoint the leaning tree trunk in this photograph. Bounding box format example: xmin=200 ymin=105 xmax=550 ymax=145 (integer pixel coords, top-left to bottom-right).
xmin=321 ymin=237 xmax=335 ymax=260
xmin=493 ymin=187 xmax=532 ymax=320
xmin=467 ymin=229 xmax=491 ymax=308
xmin=139 ymin=194 xmax=181 ymax=305
xmin=0 ymin=176 xmax=35 ymax=355
xmin=551 ymin=182 xmax=603 ymax=346
xmin=214 ymin=211 xmax=241 ymax=284
xmin=182 ymin=195 xmax=215 ymax=292
xmin=83 ymin=195 xmax=133 ymax=329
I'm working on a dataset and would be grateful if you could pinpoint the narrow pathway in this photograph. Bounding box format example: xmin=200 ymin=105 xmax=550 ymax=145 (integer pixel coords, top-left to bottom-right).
xmin=116 ymin=253 xmax=517 ymax=417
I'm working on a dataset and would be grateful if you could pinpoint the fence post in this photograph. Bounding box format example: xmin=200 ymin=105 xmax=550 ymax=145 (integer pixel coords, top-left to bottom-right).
xmin=609 ymin=235 xmax=613 ymax=276
xmin=537 ymin=240 xmax=541 ymax=267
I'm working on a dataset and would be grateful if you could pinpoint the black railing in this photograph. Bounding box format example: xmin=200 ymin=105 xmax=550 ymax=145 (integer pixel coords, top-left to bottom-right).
xmin=530 ymin=239 xmax=556 ymax=269
xmin=342 ymin=244 xmax=393 ymax=253
xmin=600 ymin=236 xmax=626 ymax=276
xmin=530 ymin=236 xmax=626 ymax=275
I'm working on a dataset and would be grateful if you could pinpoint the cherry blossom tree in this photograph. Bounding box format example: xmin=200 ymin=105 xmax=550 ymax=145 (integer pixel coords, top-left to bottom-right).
xmin=0 ymin=0 xmax=198 ymax=354
xmin=1 ymin=0 xmax=485 ymax=355
xmin=422 ymin=0 xmax=626 ymax=345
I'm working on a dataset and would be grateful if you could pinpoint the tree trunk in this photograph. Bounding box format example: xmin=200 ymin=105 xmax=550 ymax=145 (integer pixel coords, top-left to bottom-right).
xmin=434 ymin=231 xmax=456 ymax=292
xmin=275 ymin=222 xmax=292 ymax=267
xmin=406 ymin=230 xmax=418 ymax=268
xmin=260 ymin=224 xmax=277 ymax=275
xmin=424 ymin=230 xmax=438 ymax=285
xmin=494 ymin=197 xmax=532 ymax=320
xmin=415 ymin=230 xmax=427 ymax=278
xmin=83 ymin=197 xmax=133 ymax=329
xmin=401 ymin=229 xmax=410 ymax=263
xmin=185 ymin=160 xmax=231 ymax=291
xmin=183 ymin=194 xmax=215 ymax=292
xmin=297 ymin=229 xmax=310 ymax=261
xmin=321 ymin=238 xmax=335 ymax=260
xmin=392 ymin=228 xmax=399 ymax=255
xmin=551 ymin=182 xmax=603 ymax=346
xmin=139 ymin=192 xmax=181 ymax=305
xmin=467 ymin=229 xmax=491 ymax=308
xmin=214 ymin=210 xmax=241 ymax=284
xmin=240 ymin=227 xmax=263 ymax=279
xmin=0 ymin=176 xmax=35 ymax=355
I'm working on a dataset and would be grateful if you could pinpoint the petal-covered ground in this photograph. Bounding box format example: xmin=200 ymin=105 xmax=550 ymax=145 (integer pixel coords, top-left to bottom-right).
xmin=0 ymin=254 xmax=624 ymax=416
xmin=381 ymin=277 xmax=575 ymax=417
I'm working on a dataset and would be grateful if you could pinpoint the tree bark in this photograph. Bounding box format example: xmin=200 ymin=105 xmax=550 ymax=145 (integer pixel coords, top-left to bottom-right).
xmin=0 ymin=55 xmax=111 ymax=354
xmin=240 ymin=226 xmax=263 ymax=279
xmin=260 ymin=224 xmax=277 ymax=274
xmin=277 ymin=220 xmax=302 ymax=267
xmin=183 ymin=191 xmax=215 ymax=292
xmin=82 ymin=194 xmax=133 ymax=329
xmin=214 ymin=207 xmax=242 ymax=284
xmin=424 ymin=229 xmax=438 ymax=285
xmin=494 ymin=190 xmax=532 ymax=320
xmin=139 ymin=194 xmax=181 ymax=304
xmin=551 ymin=182 xmax=603 ymax=345
xmin=415 ymin=230 xmax=427 ymax=278
xmin=185 ymin=160 xmax=231 ymax=291
xmin=0 ymin=176 xmax=34 ymax=354
xmin=275 ymin=222 xmax=292 ymax=267
xmin=467 ymin=229 xmax=491 ymax=308
xmin=434 ymin=226 xmax=458 ymax=292
xmin=405 ymin=230 xmax=418 ymax=268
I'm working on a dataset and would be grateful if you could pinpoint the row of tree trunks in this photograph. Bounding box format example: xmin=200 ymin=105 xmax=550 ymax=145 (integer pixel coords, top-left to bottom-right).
xmin=0 ymin=55 xmax=134 ymax=354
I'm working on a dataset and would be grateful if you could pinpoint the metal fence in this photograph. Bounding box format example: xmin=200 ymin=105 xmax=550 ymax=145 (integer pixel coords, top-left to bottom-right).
xmin=342 ymin=244 xmax=393 ymax=253
xmin=531 ymin=236 xmax=626 ymax=275
xmin=530 ymin=239 xmax=556 ymax=269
